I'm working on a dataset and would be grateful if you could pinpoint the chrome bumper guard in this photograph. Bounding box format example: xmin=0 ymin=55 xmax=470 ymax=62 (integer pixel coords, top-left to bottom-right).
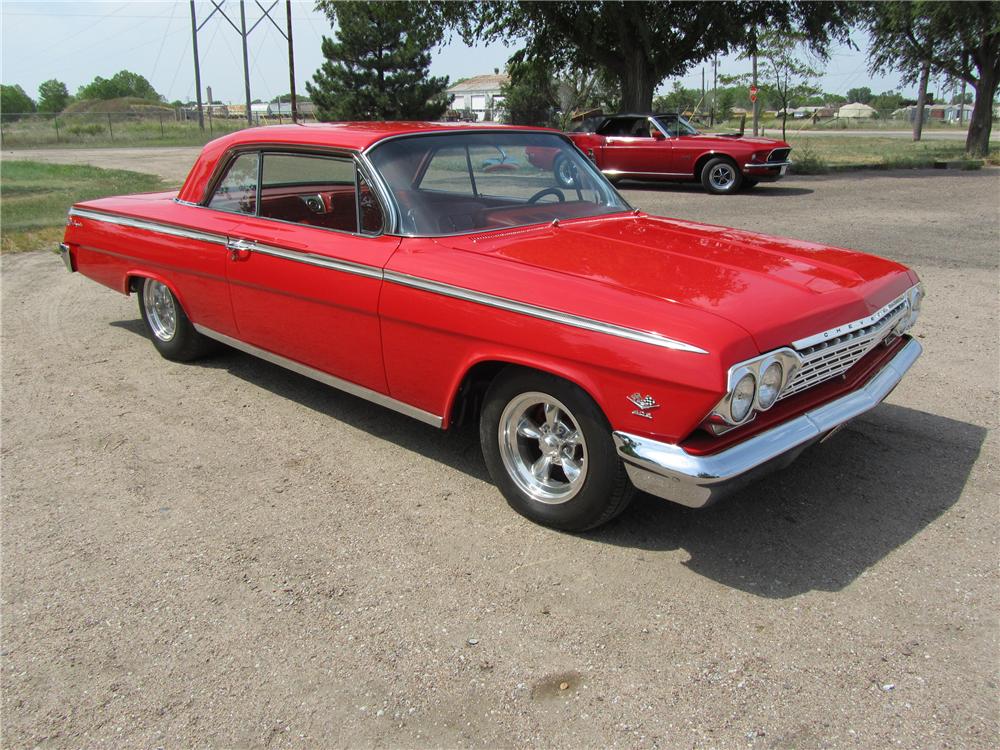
xmin=613 ymin=337 xmax=922 ymax=508
xmin=56 ymin=243 xmax=74 ymax=272
xmin=743 ymin=161 xmax=792 ymax=169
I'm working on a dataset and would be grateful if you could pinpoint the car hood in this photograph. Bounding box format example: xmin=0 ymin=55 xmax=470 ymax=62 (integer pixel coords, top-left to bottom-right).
xmin=683 ymin=134 xmax=789 ymax=148
xmin=444 ymin=213 xmax=915 ymax=353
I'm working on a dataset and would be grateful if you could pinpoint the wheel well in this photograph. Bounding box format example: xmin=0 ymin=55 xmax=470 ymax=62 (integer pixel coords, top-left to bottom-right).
xmin=693 ymin=152 xmax=736 ymax=180
xmin=449 ymin=361 xmax=510 ymax=427
xmin=127 ymin=275 xmax=143 ymax=294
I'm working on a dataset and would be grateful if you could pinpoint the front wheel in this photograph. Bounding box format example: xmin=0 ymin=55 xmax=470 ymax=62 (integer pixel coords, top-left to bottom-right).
xmin=701 ymin=157 xmax=742 ymax=195
xmin=137 ymin=278 xmax=216 ymax=361
xmin=480 ymin=369 xmax=635 ymax=531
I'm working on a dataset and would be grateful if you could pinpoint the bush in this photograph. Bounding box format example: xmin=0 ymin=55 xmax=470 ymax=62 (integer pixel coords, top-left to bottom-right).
xmin=790 ymin=142 xmax=829 ymax=174
xmin=66 ymin=123 xmax=105 ymax=136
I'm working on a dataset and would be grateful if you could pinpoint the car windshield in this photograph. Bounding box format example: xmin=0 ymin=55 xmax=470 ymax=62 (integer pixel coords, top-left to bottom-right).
xmin=654 ymin=115 xmax=701 ymax=137
xmin=367 ymin=132 xmax=629 ymax=236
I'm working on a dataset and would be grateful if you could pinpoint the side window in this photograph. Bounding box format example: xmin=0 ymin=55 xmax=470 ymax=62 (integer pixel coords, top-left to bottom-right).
xmin=207 ymin=152 xmax=259 ymax=214
xmin=257 ymin=152 xmax=382 ymax=234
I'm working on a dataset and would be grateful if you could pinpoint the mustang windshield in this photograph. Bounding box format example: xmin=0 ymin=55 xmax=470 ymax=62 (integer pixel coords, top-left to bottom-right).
xmin=367 ymin=132 xmax=629 ymax=236
xmin=654 ymin=115 xmax=700 ymax=137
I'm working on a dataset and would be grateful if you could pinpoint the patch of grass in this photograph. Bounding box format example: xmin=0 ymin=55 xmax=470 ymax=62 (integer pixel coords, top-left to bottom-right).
xmin=784 ymin=136 xmax=1000 ymax=171
xmin=1 ymin=161 xmax=164 ymax=253
xmin=788 ymin=142 xmax=829 ymax=175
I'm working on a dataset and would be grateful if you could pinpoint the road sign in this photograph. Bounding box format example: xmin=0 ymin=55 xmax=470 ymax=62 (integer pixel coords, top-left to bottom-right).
xmin=749 ymin=85 xmax=758 ymax=103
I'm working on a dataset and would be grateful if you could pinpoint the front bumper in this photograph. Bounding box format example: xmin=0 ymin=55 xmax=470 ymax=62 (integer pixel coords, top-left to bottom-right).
xmin=55 ymin=242 xmax=75 ymax=272
xmin=613 ymin=337 xmax=922 ymax=508
xmin=742 ymin=161 xmax=791 ymax=181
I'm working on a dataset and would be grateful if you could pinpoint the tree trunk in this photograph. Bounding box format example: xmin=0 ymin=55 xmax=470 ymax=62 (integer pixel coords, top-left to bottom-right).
xmin=618 ymin=49 xmax=656 ymax=111
xmin=913 ymin=60 xmax=930 ymax=142
xmin=965 ymin=67 xmax=997 ymax=157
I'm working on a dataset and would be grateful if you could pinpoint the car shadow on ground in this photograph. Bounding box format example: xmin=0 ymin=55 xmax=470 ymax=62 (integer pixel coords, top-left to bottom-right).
xmin=619 ymin=181 xmax=815 ymax=197
xmin=111 ymin=320 xmax=985 ymax=599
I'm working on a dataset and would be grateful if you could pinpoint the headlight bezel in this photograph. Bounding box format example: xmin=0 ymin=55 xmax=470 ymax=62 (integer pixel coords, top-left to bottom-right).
xmin=710 ymin=348 xmax=801 ymax=428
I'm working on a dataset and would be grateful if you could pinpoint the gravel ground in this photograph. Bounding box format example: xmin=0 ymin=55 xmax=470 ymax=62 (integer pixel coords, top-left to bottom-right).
xmin=2 ymin=157 xmax=998 ymax=748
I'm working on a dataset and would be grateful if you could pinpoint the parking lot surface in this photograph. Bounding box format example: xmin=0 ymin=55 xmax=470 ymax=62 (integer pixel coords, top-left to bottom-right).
xmin=2 ymin=162 xmax=998 ymax=747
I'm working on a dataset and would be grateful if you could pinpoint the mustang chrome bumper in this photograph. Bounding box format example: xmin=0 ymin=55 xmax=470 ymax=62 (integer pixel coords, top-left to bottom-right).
xmin=55 ymin=242 xmax=75 ymax=272
xmin=743 ymin=161 xmax=792 ymax=169
xmin=613 ymin=337 xmax=922 ymax=509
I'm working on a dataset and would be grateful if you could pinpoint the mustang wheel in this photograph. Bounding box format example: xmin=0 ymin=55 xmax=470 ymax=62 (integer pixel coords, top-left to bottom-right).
xmin=480 ymin=369 xmax=634 ymax=530
xmin=137 ymin=278 xmax=215 ymax=361
xmin=701 ymin=157 xmax=742 ymax=195
xmin=553 ymin=154 xmax=577 ymax=188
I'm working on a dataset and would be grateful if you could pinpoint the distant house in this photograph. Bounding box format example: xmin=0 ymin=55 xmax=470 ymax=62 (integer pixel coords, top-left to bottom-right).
xmin=944 ymin=103 xmax=974 ymax=123
xmin=837 ymin=102 xmax=877 ymax=119
xmin=446 ymin=74 xmax=509 ymax=122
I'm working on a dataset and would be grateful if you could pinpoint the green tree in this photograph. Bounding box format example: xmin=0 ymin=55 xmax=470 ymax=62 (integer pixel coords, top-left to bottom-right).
xmin=0 ymin=84 xmax=35 ymax=121
xmin=867 ymin=1 xmax=1000 ymax=156
xmin=845 ymin=86 xmax=873 ymax=104
xmin=870 ymin=90 xmax=904 ymax=114
xmin=77 ymin=70 xmax=160 ymax=101
xmin=498 ymin=54 xmax=557 ymax=127
xmin=460 ymin=1 xmax=857 ymax=112
xmin=37 ymin=79 xmax=71 ymax=113
xmin=751 ymin=34 xmax=822 ymax=138
xmin=307 ymin=1 xmax=450 ymax=121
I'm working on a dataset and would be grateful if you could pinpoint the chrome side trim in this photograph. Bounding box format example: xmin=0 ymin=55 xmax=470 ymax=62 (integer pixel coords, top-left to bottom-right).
xmin=71 ymin=207 xmax=706 ymax=354
xmin=245 ymin=241 xmax=383 ymax=280
xmin=743 ymin=161 xmax=792 ymax=169
xmin=792 ymin=287 xmax=916 ymax=350
xmin=192 ymin=324 xmax=443 ymax=427
xmin=68 ymin=207 xmax=226 ymax=246
xmin=614 ymin=337 xmax=922 ymax=508
xmin=601 ymin=169 xmax=692 ymax=177
xmin=383 ymin=270 xmax=708 ymax=354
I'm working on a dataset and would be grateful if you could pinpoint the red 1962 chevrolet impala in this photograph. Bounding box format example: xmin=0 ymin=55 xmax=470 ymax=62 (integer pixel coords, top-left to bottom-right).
xmin=59 ymin=122 xmax=922 ymax=530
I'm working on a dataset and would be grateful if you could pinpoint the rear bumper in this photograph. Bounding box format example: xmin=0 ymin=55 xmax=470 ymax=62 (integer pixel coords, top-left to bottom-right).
xmin=55 ymin=242 xmax=75 ymax=272
xmin=613 ymin=337 xmax=922 ymax=508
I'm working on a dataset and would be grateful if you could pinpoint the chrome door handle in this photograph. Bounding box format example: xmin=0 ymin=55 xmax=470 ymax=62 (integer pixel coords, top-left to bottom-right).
xmin=227 ymin=238 xmax=256 ymax=260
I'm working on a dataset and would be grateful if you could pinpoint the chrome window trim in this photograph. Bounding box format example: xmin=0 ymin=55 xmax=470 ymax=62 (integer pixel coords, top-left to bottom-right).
xmin=68 ymin=207 xmax=227 ymax=246
xmin=792 ymin=288 xmax=917 ymax=350
xmin=70 ymin=207 xmax=708 ymax=355
xmin=383 ymin=270 xmax=708 ymax=354
xmin=192 ymin=324 xmax=443 ymax=427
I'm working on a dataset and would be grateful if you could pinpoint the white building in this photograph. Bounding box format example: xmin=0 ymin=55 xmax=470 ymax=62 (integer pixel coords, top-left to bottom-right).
xmin=837 ymin=102 xmax=877 ymax=119
xmin=446 ymin=74 xmax=508 ymax=122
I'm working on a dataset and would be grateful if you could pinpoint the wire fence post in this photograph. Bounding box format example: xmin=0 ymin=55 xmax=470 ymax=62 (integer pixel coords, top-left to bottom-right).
xmin=54 ymin=116 xmax=60 ymax=143
xmin=159 ymin=113 xmax=164 ymax=138
xmin=107 ymin=113 xmax=114 ymax=141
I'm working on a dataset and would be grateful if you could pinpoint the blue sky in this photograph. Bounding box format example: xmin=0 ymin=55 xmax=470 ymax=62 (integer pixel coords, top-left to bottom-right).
xmin=2 ymin=1 xmax=953 ymax=106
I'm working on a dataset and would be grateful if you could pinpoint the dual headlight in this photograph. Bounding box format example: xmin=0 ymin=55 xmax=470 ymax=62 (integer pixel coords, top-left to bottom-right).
xmin=893 ymin=284 xmax=924 ymax=337
xmin=713 ymin=350 xmax=801 ymax=428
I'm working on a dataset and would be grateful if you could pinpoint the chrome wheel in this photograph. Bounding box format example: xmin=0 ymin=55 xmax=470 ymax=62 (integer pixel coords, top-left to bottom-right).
xmin=498 ymin=392 xmax=588 ymax=504
xmin=554 ymin=156 xmax=576 ymax=187
xmin=142 ymin=278 xmax=177 ymax=342
xmin=709 ymin=163 xmax=737 ymax=190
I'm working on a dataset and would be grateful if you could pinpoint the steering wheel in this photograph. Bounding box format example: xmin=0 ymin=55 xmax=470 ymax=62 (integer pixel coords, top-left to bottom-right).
xmin=527 ymin=187 xmax=565 ymax=204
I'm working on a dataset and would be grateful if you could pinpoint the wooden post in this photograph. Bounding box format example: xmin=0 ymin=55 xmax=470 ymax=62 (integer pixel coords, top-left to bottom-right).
xmin=286 ymin=0 xmax=298 ymax=123
xmin=108 ymin=113 xmax=113 ymax=141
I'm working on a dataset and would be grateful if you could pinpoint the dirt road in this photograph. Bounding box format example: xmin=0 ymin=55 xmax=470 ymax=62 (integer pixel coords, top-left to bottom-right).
xmin=2 ymin=165 xmax=998 ymax=748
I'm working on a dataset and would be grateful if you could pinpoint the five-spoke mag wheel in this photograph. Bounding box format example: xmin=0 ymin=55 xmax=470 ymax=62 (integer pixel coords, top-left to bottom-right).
xmin=701 ymin=156 xmax=743 ymax=194
xmin=481 ymin=368 xmax=635 ymax=531
xmin=137 ymin=277 xmax=215 ymax=361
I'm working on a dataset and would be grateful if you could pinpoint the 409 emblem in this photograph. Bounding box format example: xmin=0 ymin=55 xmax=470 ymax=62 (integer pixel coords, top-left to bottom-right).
xmin=627 ymin=393 xmax=660 ymax=419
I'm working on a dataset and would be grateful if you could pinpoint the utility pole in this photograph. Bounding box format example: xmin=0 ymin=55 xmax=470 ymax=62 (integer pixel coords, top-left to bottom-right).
xmin=286 ymin=0 xmax=297 ymax=123
xmin=712 ymin=55 xmax=718 ymax=126
xmin=239 ymin=1 xmax=252 ymax=126
xmin=701 ymin=67 xmax=705 ymax=119
xmin=189 ymin=1 xmax=204 ymax=130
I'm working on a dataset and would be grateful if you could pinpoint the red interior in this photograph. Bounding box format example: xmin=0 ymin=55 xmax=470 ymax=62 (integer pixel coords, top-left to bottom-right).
xmin=258 ymin=183 xmax=382 ymax=233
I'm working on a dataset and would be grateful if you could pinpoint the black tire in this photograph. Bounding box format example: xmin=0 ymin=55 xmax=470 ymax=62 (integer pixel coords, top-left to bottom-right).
xmin=480 ymin=368 xmax=635 ymax=531
xmin=700 ymin=156 xmax=743 ymax=195
xmin=742 ymin=178 xmax=759 ymax=189
xmin=136 ymin=277 xmax=216 ymax=362
xmin=552 ymin=154 xmax=576 ymax=188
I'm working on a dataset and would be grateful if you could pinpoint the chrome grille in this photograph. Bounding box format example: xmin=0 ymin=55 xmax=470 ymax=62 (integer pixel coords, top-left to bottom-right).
xmin=779 ymin=297 xmax=907 ymax=400
xmin=768 ymin=148 xmax=791 ymax=163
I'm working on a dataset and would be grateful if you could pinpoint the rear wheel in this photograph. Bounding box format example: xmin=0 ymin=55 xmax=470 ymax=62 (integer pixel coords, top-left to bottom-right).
xmin=137 ymin=278 xmax=216 ymax=361
xmin=701 ymin=157 xmax=742 ymax=195
xmin=480 ymin=369 xmax=634 ymax=531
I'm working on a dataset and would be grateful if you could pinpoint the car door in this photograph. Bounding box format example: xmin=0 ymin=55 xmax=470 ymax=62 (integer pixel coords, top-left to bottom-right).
xmin=208 ymin=149 xmax=399 ymax=394
xmin=599 ymin=117 xmax=673 ymax=176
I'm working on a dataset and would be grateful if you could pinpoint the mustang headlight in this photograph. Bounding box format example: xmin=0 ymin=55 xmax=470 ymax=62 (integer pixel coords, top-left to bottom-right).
xmin=730 ymin=372 xmax=756 ymax=422
xmin=757 ymin=361 xmax=784 ymax=409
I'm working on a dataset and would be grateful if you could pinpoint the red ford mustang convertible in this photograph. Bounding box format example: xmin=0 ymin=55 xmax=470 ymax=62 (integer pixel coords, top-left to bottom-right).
xmin=59 ymin=122 xmax=922 ymax=530
xmin=528 ymin=112 xmax=792 ymax=194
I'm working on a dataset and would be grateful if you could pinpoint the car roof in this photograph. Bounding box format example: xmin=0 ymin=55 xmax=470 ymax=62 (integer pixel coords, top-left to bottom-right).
xmin=207 ymin=121 xmax=560 ymax=152
xmin=177 ymin=121 xmax=561 ymax=203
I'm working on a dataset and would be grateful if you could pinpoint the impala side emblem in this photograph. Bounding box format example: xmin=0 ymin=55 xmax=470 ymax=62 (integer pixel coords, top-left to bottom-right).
xmin=628 ymin=393 xmax=660 ymax=419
